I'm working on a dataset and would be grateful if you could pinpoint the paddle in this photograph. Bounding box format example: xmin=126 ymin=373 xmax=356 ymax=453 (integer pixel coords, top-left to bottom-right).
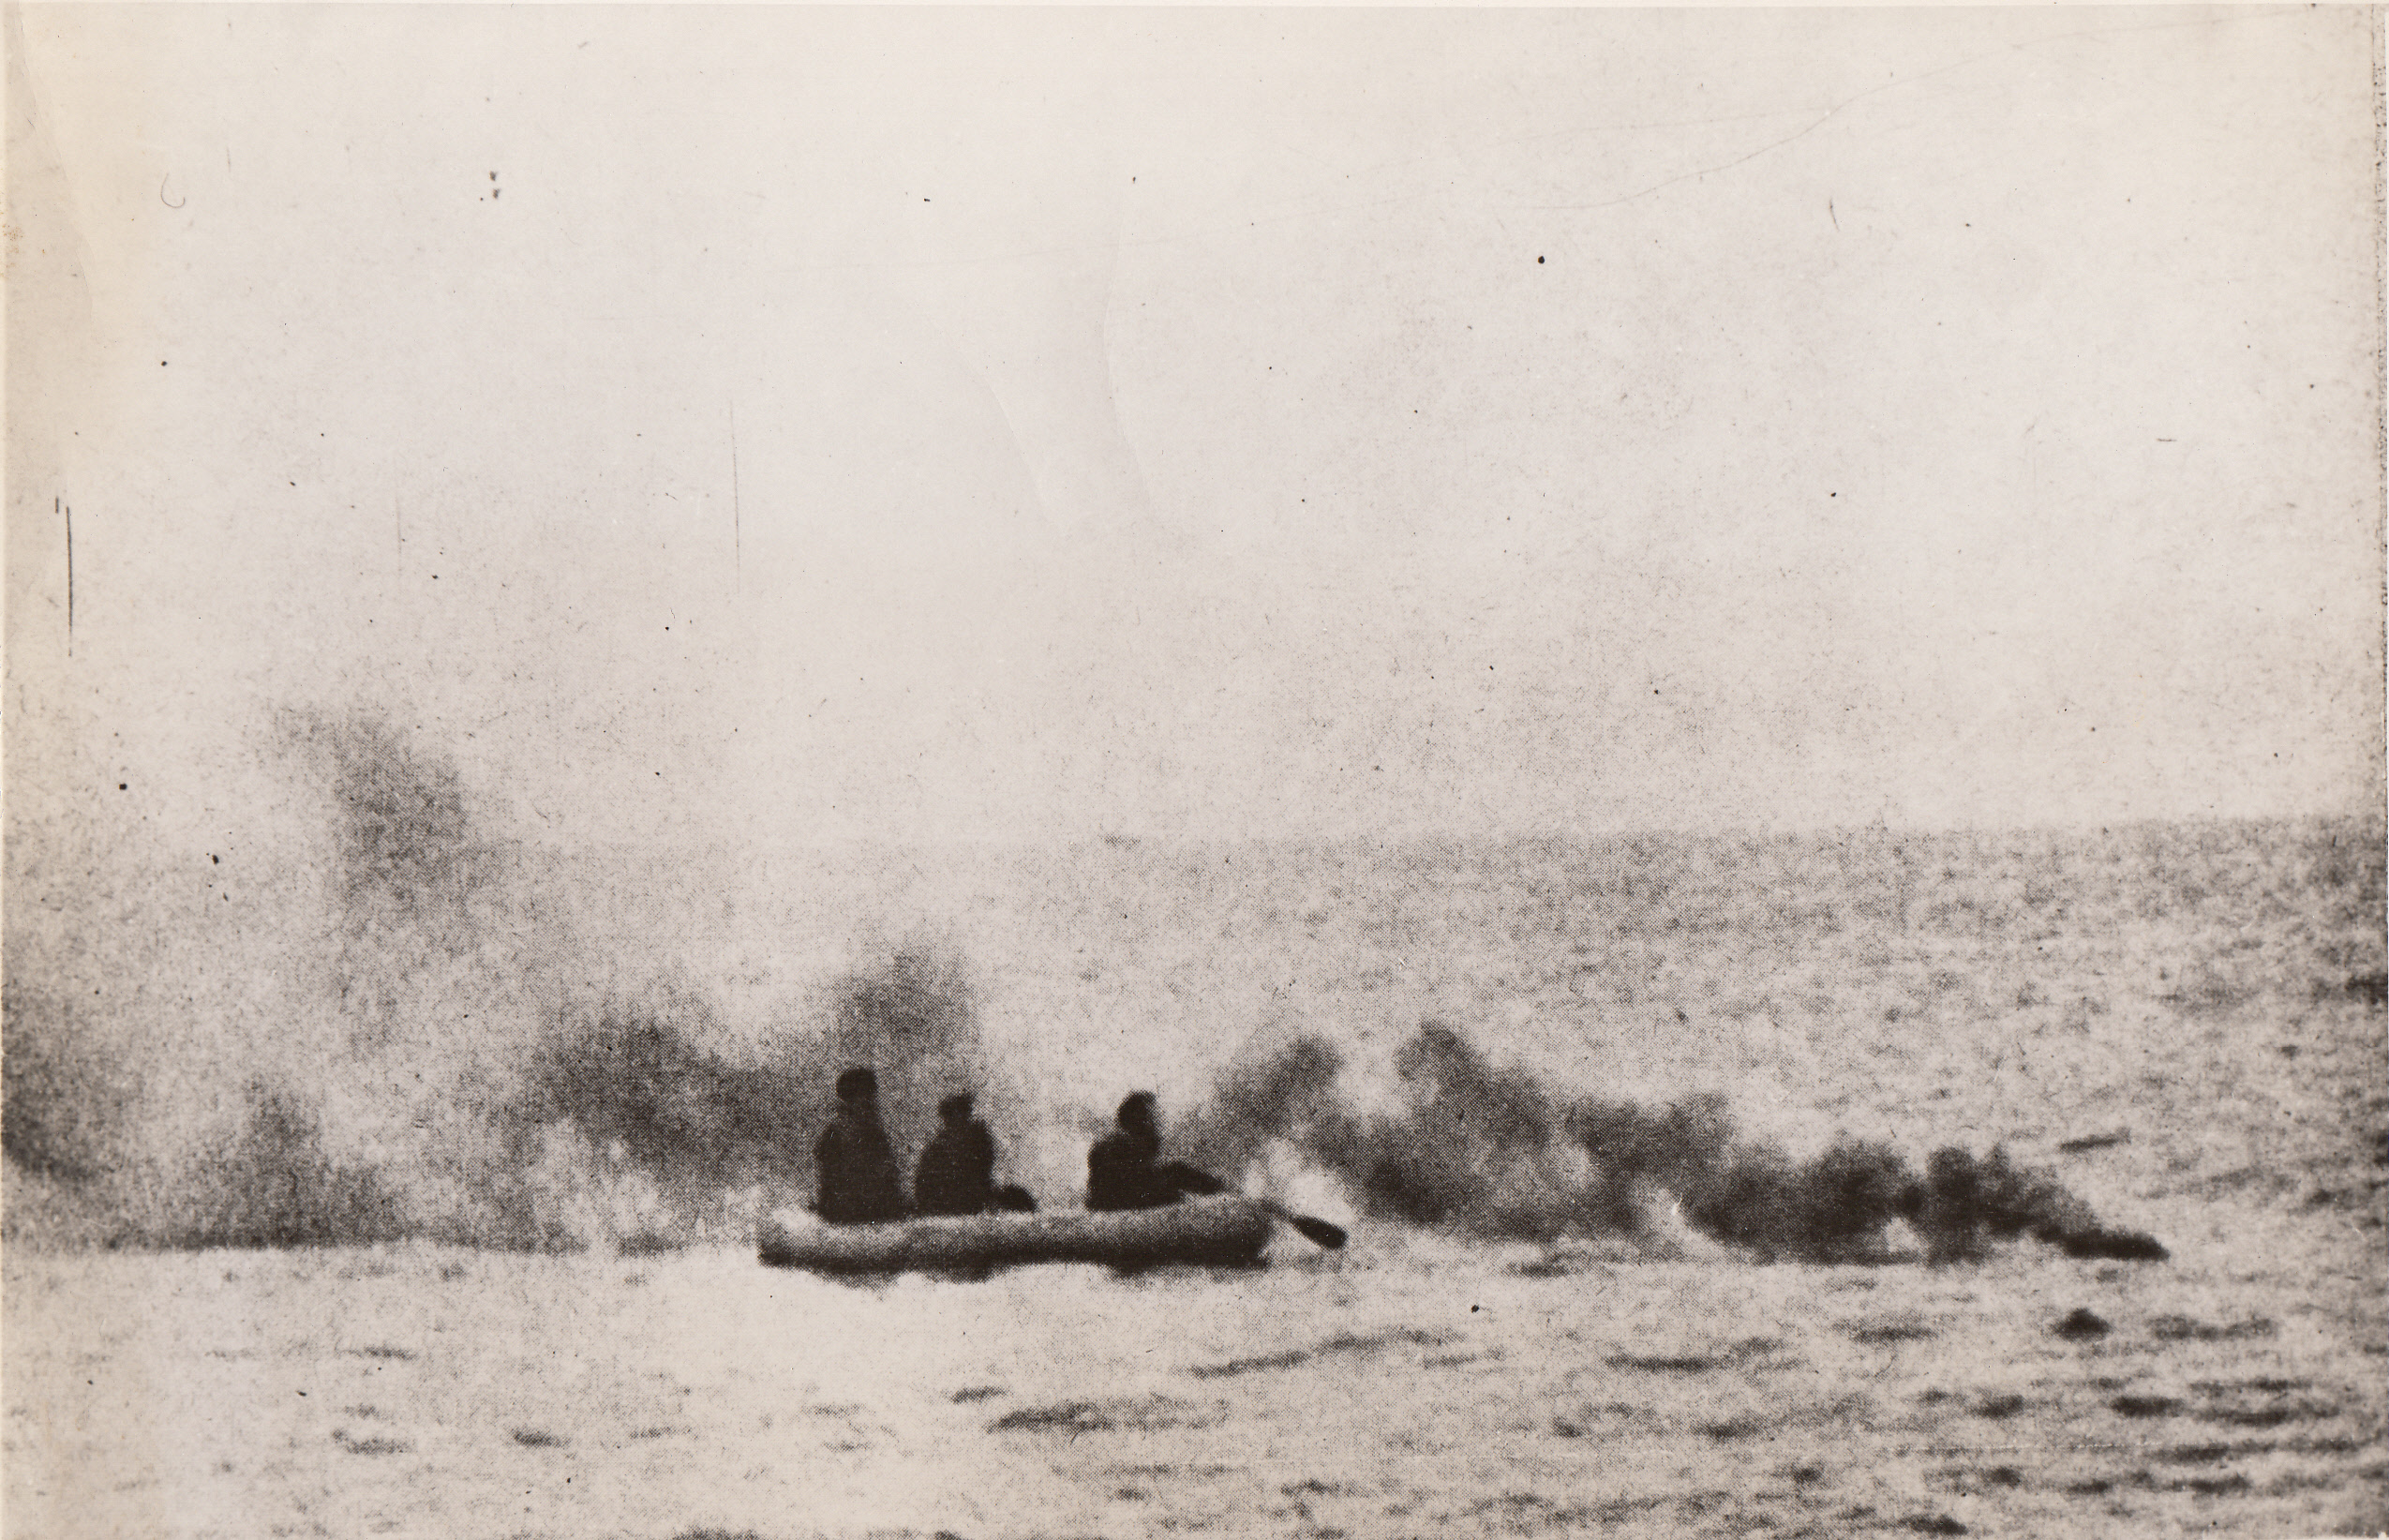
xmin=1261 ymin=1201 xmax=1349 ymax=1250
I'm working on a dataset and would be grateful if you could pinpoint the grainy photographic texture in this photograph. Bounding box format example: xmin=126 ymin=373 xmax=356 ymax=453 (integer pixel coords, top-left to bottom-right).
xmin=5 ymin=7 xmax=2383 ymax=1539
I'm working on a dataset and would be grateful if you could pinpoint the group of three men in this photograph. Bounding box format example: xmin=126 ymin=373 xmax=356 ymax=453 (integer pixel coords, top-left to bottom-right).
xmin=812 ymin=1067 xmax=1224 ymax=1225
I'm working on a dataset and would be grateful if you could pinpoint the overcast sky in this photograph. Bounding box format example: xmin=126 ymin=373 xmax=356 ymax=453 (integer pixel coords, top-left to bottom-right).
xmin=7 ymin=6 xmax=2381 ymax=850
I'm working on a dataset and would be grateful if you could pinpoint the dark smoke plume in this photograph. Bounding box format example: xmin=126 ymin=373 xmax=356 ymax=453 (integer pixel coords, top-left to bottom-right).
xmin=1912 ymin=1144 xmax=2169 ymax=1263
xmin=163 ymin=1084 xmax=408 ymax=1248
xmin=1183 ymin=1023 xmax=2165 ymax=1264
xmin=500 ymin=980 xmax=815 ymax=1245
xmin=4 ymin=714 xmax=2196 ymax=1264
xmin=2 ymin=982 xmax=137 ymax=1186
xmin=4 ymin=711 xmax=999 ymax=1251
xmin=497 ymin=945 xmax=990 ymax=1242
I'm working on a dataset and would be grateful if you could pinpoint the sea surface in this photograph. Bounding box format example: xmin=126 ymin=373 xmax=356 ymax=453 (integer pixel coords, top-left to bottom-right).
xmin=7 ymin=819 xmax=2384 ymax=1537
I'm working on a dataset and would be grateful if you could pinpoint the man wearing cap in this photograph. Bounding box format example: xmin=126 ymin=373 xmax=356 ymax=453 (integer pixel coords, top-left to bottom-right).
xmin=814 ymin=1067 xmax=907 ymax=1224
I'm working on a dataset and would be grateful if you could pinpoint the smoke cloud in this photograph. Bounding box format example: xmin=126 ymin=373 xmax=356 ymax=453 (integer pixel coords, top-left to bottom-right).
xmin=2 ymin=712 xmax=2182 ymax=1265
xmin=3 ymin=712 xmax=997 ymax=1251
xmin=1178 ymin=1024 xmax=2167 ymax=1264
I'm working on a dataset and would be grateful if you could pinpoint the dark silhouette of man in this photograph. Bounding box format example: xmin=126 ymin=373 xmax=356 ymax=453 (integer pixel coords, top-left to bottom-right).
xmin=1085 ymin=1092 xmax=1226 ymax=1212
xmin=814 ymin=1067 xmax=906 ymax=1224
xmin=915 ymin=1092 xmax=1038 ymax=1217
xmin=914 ymin=1092 xmax=998 ymax=1216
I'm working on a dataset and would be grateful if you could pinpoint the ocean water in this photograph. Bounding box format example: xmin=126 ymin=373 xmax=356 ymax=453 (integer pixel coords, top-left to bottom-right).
xmin=7 ymin=819 xmax=2384 ymax=1537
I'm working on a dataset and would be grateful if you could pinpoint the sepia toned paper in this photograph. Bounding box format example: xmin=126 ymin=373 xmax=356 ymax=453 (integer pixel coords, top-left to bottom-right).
xmin=6 ymin=7 xmax=2383 ymax=1537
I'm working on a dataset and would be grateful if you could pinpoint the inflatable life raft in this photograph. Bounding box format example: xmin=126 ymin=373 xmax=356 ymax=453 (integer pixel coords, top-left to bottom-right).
xmin=756 ymin=1195 xmax=1275 ymax=1277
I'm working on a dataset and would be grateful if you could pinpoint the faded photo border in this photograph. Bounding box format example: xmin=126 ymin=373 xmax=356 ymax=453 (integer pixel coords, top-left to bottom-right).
xmin=6 ymin=6 xmax=2385 ymax=1539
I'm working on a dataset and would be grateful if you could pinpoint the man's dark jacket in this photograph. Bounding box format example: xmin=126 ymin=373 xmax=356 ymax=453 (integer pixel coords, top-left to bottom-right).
xmin=814 ymin=1109 xmax=906 ymax=1223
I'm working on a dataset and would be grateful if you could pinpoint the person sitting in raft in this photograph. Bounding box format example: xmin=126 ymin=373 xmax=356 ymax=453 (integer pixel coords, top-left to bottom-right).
xmin=1085 ymin=1091 xmax=1227 ymax=1212
xmin=914 ymin=1091 xmax=1041 ymax=1216
xmin=814 ymin=1067 xmax=907 ymax=1224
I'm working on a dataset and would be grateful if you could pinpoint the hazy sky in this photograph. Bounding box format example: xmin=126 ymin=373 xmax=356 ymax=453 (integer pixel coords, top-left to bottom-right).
xmin=8 ymin=6 xmax=2382 ymax=849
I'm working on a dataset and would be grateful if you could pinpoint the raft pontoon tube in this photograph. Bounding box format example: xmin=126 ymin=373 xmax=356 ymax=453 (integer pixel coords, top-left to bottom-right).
xmin=757 ymin=1195 xmax=1274 ymax=1276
